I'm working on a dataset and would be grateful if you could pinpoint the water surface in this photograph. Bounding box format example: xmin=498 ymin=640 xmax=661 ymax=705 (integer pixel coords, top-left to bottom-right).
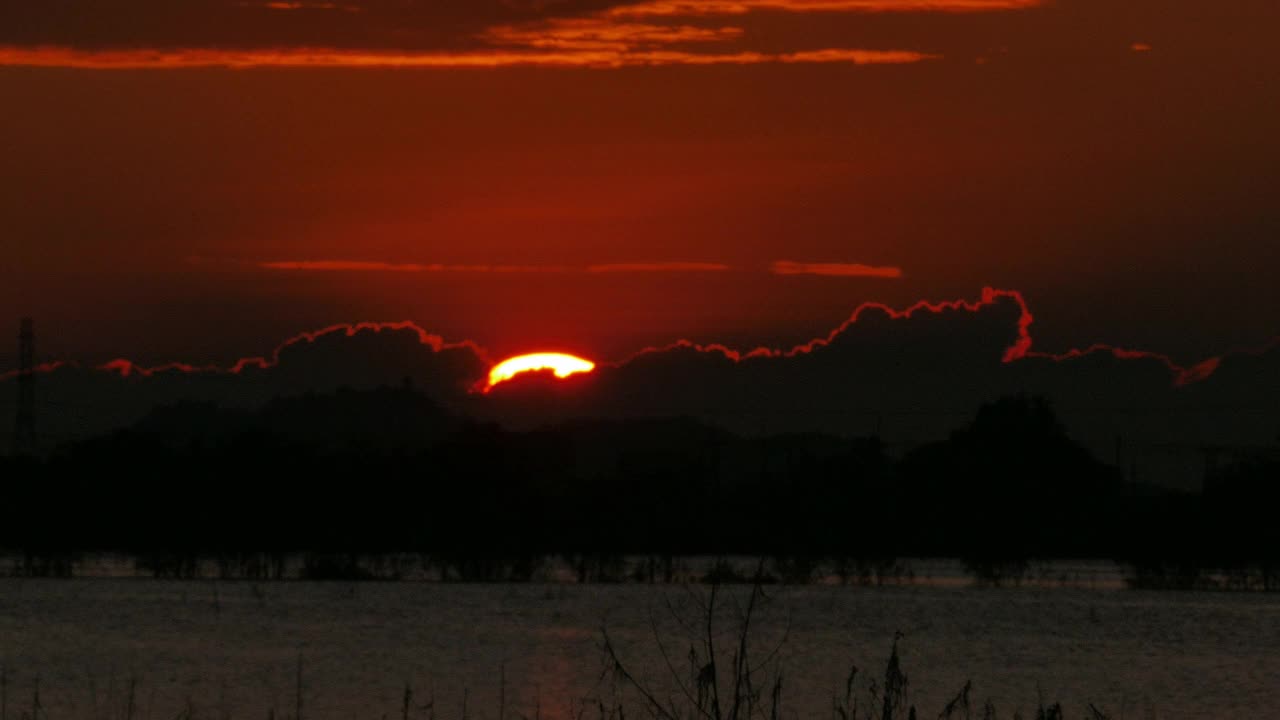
xmin=1 ymin=579 xmax=1276 ymax=719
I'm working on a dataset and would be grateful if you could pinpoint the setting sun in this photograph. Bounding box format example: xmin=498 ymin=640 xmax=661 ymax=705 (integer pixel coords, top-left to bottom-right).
xmin=486 ymin=352 xmax=596 ymax=390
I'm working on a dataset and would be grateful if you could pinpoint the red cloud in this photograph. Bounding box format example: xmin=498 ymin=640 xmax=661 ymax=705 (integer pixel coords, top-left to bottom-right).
xmin=608 ymin=0 xmax=1043 ymax=17
xmin=260 ymin=261 xmax=568 ymax=273
xmin=76 ymin=322 xmax=485 ymax=379
xmin=479 ymin=19 xmax=745 ymax=52
xmin=617 ymin=287 xmax=1233 ymax=387
xmin=3 ymin=289 xmax=1255 ymax=390
xmin=259 ymin=260 xmax=730 ymax=273
xmin=586 ymin=262 xmax=732 ymax=273
xmin=0 ymin=46 xmax=937 ymax=69
xmin=0 ymin=361 xmax=71 ymax=383
xmin=770 ymin=261 xmax=904 ymax=278
xmin=0 ymin=0 xmax=1039 ymax=69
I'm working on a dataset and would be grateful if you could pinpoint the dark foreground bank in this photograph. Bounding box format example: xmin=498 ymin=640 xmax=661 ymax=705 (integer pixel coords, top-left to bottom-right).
xmin=2 ymin=388 xmax=1276 ymax=587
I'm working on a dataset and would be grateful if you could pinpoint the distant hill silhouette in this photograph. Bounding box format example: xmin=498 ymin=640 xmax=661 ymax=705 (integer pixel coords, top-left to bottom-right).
xmin=130 ymin=383 xmax=462 ymax=453
xmin=2 ymin=385 xmax=1276 ymax=585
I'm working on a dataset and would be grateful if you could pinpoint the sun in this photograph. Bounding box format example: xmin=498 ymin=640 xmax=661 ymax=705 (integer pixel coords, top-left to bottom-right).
xmin=486 ymin=352 xmax=596 ymax=391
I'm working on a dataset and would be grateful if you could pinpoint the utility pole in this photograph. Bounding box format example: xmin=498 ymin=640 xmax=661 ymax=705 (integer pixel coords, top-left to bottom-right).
xmin=13 ymin=318 xmax=35 ymax=455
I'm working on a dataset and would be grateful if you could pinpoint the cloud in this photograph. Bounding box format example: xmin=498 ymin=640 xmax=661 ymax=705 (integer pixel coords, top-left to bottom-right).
xmin=3 ymin=287 xmax=1230 ymax=392
xmin=0 ymin=45 xmax=936 ymax=69
xmin=586 ymin=262 xmax=732 ymax=273
xmin=258 ymin=260 xmax=729 ymax=273
xmin=607 ymin=0 xmax=1043 ymax=17
xmin=770 ymin=261 xmax=904 ymax=278
xmin=258 ymin=259 xmax=923 ymax=276
xmin=0 ymin=321 xmax=491 ymax=453
xmin=6 ymin=287 xmax=1278 ymax=486
xmin=260 ymin=261 xmax=570 ymax=273
xmin=259 ymin=2 xmax=356 ymax=9
xmin=0 ymin=2 xmax=625 ymax=50
xmin=84 ymin=321 xmax=488 ymax=379
xmin=0 ymin=0 xmax=1004 ymax=69
xmin=479 ymin=288 xmax=1279 ymax=488
xmin=0 ymin=361 xmax=69 ymax=383
xmin=98 ymin=359 xmax=222 ymax=378
xmin=479 ymin=19 xmax=746 ymax=52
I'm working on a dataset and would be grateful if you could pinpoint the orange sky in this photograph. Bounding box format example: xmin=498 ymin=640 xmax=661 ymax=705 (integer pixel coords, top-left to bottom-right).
xmin=2 ymin=0 xmax=1278 ymax=365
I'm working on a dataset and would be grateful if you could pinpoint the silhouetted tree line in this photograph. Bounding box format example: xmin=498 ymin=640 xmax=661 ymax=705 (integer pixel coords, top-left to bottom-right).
xmin=1 ymin=387 xmax=1276 ymax=583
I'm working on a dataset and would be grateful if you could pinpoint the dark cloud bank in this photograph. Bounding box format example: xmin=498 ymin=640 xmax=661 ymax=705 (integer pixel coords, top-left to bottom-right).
xmin=4 ymin=290 xmax=1277 ymax=489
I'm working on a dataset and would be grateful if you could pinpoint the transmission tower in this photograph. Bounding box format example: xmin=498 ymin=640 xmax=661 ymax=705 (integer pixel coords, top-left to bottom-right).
xmin=13 ymin=317 xmax=35 ymax=455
